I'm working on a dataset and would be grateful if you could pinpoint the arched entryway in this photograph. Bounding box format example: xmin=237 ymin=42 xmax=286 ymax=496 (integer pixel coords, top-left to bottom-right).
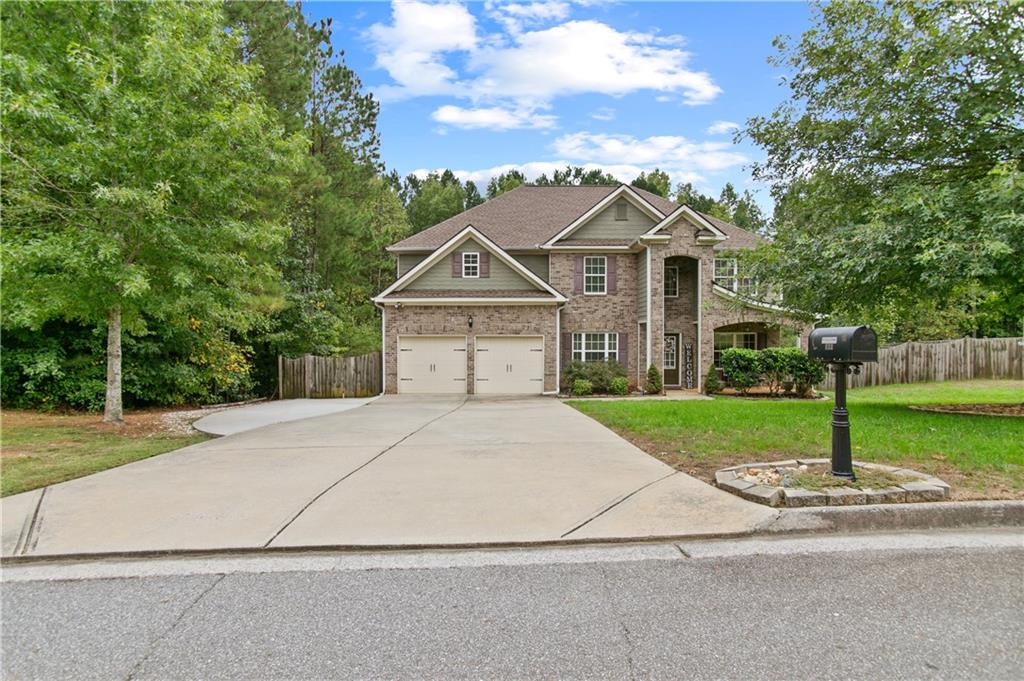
xmin=662 ymin=255 xmax=699 ymax=389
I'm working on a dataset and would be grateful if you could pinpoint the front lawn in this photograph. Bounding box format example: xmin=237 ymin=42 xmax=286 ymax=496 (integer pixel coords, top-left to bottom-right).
xmin=1 ymin=410 xmax=208 ymax=497
xmin=570 ymin=380 xmax=1024 ymax=500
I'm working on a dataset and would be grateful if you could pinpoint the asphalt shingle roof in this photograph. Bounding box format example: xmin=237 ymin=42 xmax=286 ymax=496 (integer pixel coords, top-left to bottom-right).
xmin=387 ymin=184 xmax=764 ymax=252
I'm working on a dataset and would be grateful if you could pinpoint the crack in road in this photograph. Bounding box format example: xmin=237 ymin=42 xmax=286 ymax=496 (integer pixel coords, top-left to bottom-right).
xmin=125 ymin=573 xmax=227 ymax=680
xmin=262 ymin=398 xmax=469 ymax=548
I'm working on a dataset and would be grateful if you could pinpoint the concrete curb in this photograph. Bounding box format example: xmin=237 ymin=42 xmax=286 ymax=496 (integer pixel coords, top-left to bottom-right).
xmin=2 ymin=500 xmax=1021 ymax=566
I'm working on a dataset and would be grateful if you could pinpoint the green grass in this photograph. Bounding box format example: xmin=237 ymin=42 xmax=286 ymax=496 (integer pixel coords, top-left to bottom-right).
xmin=1 ymin=411 xmax=207 ymax=497
xmin=570 ymin=380 xmax=1024 ymax=499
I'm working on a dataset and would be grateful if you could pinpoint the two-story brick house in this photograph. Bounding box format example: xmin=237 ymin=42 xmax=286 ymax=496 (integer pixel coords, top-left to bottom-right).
xmin=373 ymin=184 xmax=811 ymax=394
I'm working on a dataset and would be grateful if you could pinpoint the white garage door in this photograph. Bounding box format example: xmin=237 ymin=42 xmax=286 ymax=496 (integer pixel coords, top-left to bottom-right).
xmin=475 ymin=336 xmax=545 ymax=395
xmin=398 ymin=336 xmax=467 ymax=394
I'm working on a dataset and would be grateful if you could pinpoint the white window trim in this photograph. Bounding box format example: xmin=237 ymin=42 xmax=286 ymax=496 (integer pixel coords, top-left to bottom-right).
xmin=713 ymin=258 xmax=738 ymax=291
xmin=584 ymin=255 xmax=607 ymax=295
xmin=713 ymin=331 xmax=758 ymax=365
xmin=462 ymin=251 xmax=480 ymax=279
xmin=664 ymin=265 xmax=679 ymax=298
xmin=571 ymin=332 xmax=619 ymax=363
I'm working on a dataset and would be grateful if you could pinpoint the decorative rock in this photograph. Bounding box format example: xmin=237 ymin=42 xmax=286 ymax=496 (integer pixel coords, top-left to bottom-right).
xmin=713 ymin=460 xmax=948 ymax=508
xmin=783 ymin=488 xmax=827 ymax=507
xmin=722 ymin=478 xmax=754 ymax=492
xmin=743 ymin=485 xmax=782 ymax=506
xmin=864 ymin=487 xmax=907 ymax=504
xmin=857 ymin=462 xmax=901 ymax=472
xmin=824 ymin=487 xmax=867 ymax=506
xmin=900 ymin=481 xmax=947 ymax=502
xmin=924 ymin=477 xmax=951 ymax=492
xmin=894 ymin=468 xmax=931 ymax=480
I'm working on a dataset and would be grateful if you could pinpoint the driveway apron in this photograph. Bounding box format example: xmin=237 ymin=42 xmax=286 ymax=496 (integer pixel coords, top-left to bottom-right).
xmin=1 ymin=396 xmax=773 ymax=557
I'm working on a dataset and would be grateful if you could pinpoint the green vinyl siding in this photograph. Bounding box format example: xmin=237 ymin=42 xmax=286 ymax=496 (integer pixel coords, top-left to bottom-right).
xmin=637 ymin=249 xmax=648 ymax=321
xmin=511 ymin=253 xmax=549 ymax=282
xmin=397 ymin=253 xmax=428 ymax=277
xmin=403 ymin=238 xmax=541 ymax=291
xmin=569 ymin=199 xmax=656 ymax=241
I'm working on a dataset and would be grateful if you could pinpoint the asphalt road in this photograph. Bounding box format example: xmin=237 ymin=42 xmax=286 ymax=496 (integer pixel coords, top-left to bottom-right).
xmin=3 ymin=532 xmax=1022 ymax=680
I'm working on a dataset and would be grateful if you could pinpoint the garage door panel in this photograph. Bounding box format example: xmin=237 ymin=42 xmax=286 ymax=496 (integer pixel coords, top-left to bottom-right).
xmin=475 ymin=336 xmax=545 ymax=395
xmin=398 ymin=336 xmax=467 ymax=394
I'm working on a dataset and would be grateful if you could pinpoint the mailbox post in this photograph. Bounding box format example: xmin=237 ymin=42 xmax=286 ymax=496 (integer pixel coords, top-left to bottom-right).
xmin=808 ymin=326 xmax=878 ymax=480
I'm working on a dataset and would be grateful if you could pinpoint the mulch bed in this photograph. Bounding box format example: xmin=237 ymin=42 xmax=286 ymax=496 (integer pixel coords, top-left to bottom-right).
xmin=909 ymin=403 xmax=1024 ymax=417
xmin=715 ymin=386 xmax=824 ymax=400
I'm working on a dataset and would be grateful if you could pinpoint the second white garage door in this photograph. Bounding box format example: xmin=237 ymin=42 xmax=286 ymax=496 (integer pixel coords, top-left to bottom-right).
xmin=398 ymin=336 xmax=467 ymax=393
xmin=474 ymin=336 xmax=545 ymax=395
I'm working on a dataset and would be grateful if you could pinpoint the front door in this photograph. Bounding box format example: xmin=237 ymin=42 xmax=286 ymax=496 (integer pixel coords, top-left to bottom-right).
xmin=663 ymin=333 xmax=680 ymax=386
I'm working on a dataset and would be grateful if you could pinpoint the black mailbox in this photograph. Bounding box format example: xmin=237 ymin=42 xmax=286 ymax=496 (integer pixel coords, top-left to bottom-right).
xmin=808 ymin=326 xmax=878 ymax=364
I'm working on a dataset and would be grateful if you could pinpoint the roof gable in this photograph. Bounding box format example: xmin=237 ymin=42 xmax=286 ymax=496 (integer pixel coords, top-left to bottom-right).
xmin=544 ymin=185 xmax=665 ymax=246
xmin=375 ymin=225 xmax=566 ymax=302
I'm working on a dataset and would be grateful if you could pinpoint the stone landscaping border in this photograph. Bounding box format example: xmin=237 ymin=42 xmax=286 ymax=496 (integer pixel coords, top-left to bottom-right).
xmin=715 ymin=459 xmax=950 ymax=508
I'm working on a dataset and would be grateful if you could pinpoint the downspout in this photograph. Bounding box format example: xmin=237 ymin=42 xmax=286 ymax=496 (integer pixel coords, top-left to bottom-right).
xmin=375 ymin=301 xmax=386 ymax=396
xmin=545 ymin=302 xmax=566 ymax=396
xmin=645 ymin=246 xmax=652 ymax=384
xmin=696 ymin=259 xmax=703 ymax=393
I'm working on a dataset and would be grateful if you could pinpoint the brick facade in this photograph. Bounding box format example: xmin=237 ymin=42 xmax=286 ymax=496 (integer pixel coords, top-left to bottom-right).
xmin=644 ymin=216 xmax=812 ymax=391
xmin=383 ymin=304 xmax=558 ymax=393
xmin=549 ymin=252 xmax=641 ymax=387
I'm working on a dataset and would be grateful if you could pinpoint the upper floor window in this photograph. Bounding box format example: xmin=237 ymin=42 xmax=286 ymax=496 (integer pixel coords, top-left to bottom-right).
xmin=664 ymin=266 xmax=679 ymax=297
xmin=714 ymin=258 xmax=737 ymax=290
xmin=614 ymin=201 xmax=628 ymax=221
xmin=713 ymin=257 xmax=762 ymax=298
xmin=462 ymin=252 xmax=479 ymax=278
xmin=584 ymin=256 xmax=607 ymax=294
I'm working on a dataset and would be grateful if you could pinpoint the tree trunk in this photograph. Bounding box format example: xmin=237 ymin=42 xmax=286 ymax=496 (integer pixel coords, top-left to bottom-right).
xmin=103 ymin=306 xmax=124 ymax=424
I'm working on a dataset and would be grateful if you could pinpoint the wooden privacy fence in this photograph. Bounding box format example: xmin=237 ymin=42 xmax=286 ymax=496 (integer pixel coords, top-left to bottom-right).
xmin=279 ymin=352 xmax=382 ymax=399
xmin=819 ymin=336 xmax=1024 ymax=390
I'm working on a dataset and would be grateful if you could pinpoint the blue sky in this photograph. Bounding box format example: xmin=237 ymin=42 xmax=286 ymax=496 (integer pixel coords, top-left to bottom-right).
xmin=304 ymin=1 xmax=812 ymax=206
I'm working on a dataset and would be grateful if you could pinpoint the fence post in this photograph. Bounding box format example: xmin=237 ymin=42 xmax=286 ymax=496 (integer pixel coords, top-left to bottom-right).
xmin=278 ymin=355 xmax=284 ymax=399
xmin=304 ymin=354 xmax=312 ymax=398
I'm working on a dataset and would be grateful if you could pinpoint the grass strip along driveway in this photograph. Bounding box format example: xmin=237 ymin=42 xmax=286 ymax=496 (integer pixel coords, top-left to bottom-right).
xmin=1 ymin=410 xmax=208 ymax=497
xmin=571 ymin=380 xmax=1024 ymax=500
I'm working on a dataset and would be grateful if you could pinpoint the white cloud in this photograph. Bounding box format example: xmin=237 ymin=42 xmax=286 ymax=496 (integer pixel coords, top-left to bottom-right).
xmin=552 ymin=132 xmax=748 ymax=172
xmin=706 ymin=120 xmax=740 ymax=135
xmin=366 ymin=3 xmax=723 ymax=117
xmin=432 ymin=105 xmax=557 ymax=130
xmin=591 ymin=107 xmax=616 ymax=121
xmin=470 ymin=21 xmax=720 ymax=105
xmin=367 ymin=1 xmax=477 ymax=100
xmin=486 ymin=0 xmax=570 ymax=34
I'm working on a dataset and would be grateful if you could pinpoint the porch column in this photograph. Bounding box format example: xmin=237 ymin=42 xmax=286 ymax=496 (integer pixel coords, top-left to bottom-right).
xmin=649 ymin=245 xmax=666 ymax=391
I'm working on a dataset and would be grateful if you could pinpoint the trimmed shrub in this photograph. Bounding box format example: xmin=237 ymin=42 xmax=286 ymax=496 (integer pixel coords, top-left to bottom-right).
xmin=759 ymin=347 xmax=805 ymax=396
xmin=562 ymin=360 xmax=626 ymax=394
xmin=645 ymin=363 xmax=663 ymax=394
xmin=571 ymin=378 xmax=593 ymax=396
xmin=790 ymin=352 xmax=826 ymax=397
xmin=720 ymin=348 xmax=761 ymax=394
xmin=704 ymin=364 xmax=722 ymax=394
xmin=609 ymin=376 xmax=629 ymax=395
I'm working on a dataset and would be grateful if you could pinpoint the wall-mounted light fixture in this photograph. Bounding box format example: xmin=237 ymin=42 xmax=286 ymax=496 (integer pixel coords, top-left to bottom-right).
xmin=468 ymin=314 xmax=474 ymax=329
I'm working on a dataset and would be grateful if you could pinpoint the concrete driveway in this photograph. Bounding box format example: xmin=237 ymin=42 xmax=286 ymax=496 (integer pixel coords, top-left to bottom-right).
xmin=2 ymin=396 xmax=775 ymax=558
